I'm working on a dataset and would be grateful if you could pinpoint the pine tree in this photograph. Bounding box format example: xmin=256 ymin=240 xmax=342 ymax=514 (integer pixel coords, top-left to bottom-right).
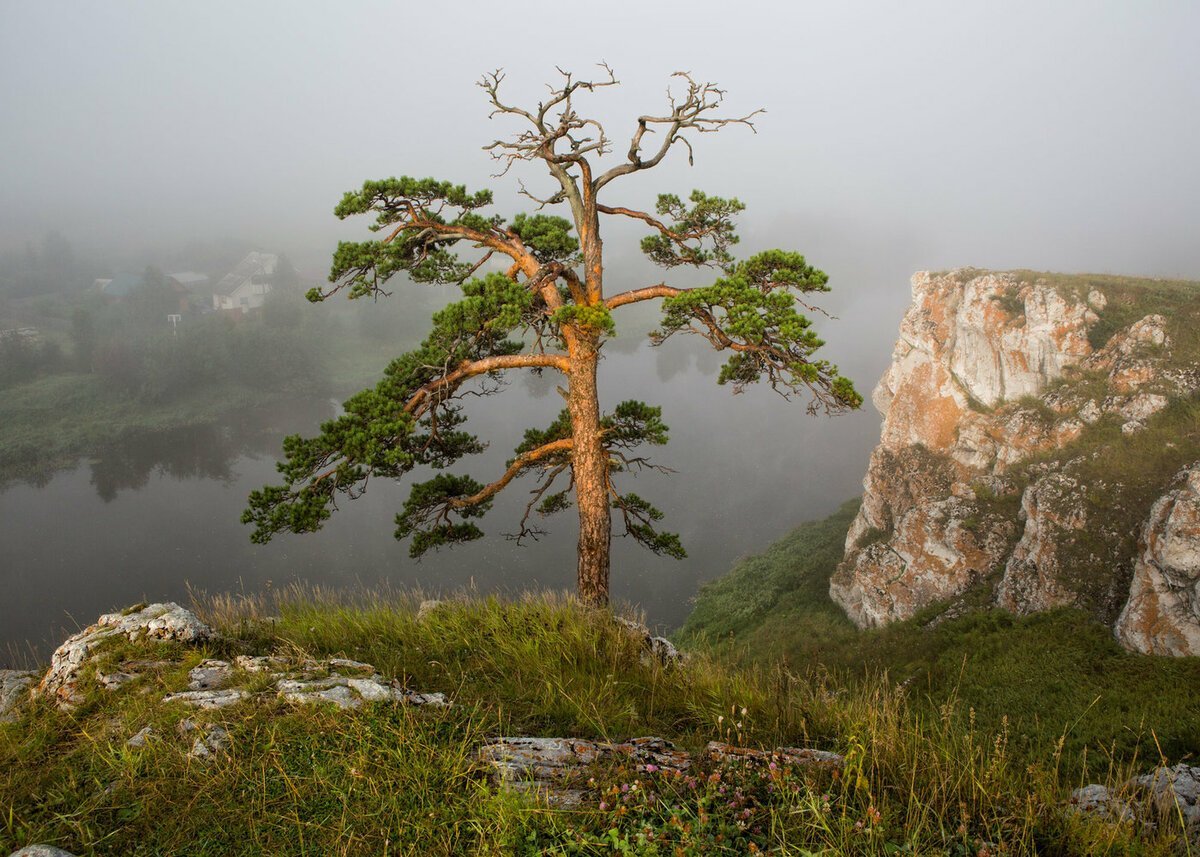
xmin=244 ymin=68 xmax=862 ymax=605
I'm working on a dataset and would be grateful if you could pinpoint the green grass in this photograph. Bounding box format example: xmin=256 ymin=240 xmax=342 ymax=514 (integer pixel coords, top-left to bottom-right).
xmin=679 ymin=503 xmax=1200 ymax=779
xmin=2 ymin=588 xmax=1192 ymax=854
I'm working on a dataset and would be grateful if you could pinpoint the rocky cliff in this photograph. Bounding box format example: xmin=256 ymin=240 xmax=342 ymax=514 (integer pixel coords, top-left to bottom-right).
xmin=829 ymin=269 xmax=1200 ymax=654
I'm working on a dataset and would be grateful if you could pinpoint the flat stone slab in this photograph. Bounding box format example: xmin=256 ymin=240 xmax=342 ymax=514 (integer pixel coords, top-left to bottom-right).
xmin=187 ymin=659 xmax=233 ymax=691
xmin=277 ymin=675 xmax=448 ymax=710
xmin=479 ymin=736 xmax=844 ymax=806
xmin=162 ymin=689 xmax=249 ymax=709
xmin=704 ymin=741 xmax=845 ymax=770
xmin=9 ymin=846 xmax=80 ymax=857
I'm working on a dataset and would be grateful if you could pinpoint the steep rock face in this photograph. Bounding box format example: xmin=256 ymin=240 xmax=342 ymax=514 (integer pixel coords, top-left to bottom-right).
xmin=831 ymin=270 xmax=1098 ymax=627
xmin=1115 ymin=464 xmax=1200 ymax=656
xmin=830 ymin=269 xmax=1200 ymax=640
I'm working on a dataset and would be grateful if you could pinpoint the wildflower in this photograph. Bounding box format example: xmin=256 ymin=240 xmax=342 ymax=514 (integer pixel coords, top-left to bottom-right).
xmin=599 ymin=802 xmax=608 ymax=811
xmin=644 ymin=763 xmax=659 ymax=773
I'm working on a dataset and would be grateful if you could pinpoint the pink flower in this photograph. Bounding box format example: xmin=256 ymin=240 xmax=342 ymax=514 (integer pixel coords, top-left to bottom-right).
xmin=645 ymin=764 xmax=659 ymax=773
xmin=599 ymin=802 xmax=608 ymax=811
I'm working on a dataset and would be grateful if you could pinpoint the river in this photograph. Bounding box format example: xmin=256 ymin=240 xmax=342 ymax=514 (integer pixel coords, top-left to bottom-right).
xmin=0 ymin=334 xmax=881 ymax=663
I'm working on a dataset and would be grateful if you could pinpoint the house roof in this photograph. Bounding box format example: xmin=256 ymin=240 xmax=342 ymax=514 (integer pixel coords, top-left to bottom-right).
xmin=101 ymin=273 xmax=145 ymax=297
xmin=213 ymin=252 xmax=279 ymax=296
xmin=167 ymin=271 xmax=209 ymax=287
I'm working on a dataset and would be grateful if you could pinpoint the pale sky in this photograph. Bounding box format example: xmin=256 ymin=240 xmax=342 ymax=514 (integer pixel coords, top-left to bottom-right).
xmin=2 ymin=0 xmax=1199 ymax=382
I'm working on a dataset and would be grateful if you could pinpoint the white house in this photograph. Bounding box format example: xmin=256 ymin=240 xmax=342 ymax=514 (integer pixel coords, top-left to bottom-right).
xmin=212 ymin=252 xmax=278 ymax=313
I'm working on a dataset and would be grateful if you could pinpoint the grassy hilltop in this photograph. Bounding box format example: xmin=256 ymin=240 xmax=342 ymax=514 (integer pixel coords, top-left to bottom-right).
xmin=1 ymin=587 xmax=1196 ymax=855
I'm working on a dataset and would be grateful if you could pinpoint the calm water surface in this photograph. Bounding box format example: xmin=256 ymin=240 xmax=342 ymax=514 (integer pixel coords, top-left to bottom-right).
xmin=0 ymin=338 xmax=879 ymax=663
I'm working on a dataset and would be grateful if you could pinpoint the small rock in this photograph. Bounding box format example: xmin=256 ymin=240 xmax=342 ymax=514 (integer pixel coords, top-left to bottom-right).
xmin=188 ymin=725 xmax=230 ymax=760
xmin=96 ymin=668 xmax=138 ymax=691
xmin=1068 ymin=784 xmax=1135 ymax=822
xmin=162 ymin=689 xmax=248 ymax=709
xmin=125 ymin=726 xmax=154 ymax=748
xmin=188 ymin=659 xmax=233 ymax=691
xmin=416 ymin=600 xmax=445 ymax=622
xmin=615 ymin=618 xmax=683 ymax=666
xmin=1087 ymin=290 xmax=1108 ymax=311
xmin=0 ymin=669 xmax=36 ymax=723
xmin=9 ymin=846 xmax=80 ymax=857
xmin=1121 ymin=420 xmax=1145 ymax=435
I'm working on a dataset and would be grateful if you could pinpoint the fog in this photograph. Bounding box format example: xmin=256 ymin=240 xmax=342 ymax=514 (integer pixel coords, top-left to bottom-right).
xmin=1 ymin=2 xmax=1199 ymax=655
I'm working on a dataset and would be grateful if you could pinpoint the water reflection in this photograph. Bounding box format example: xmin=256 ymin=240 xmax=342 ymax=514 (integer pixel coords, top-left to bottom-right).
xmin=85 ymin=400 xmax=336 ymax=502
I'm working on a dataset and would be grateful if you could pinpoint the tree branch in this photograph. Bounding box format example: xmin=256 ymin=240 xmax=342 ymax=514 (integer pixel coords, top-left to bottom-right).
xmin=405 ymin=353 xmax=570 ymax=417
xmin=594 ymin=72 xmax=763 ymax=192
xmin=448 ymin=438 xmax=573 ymax=510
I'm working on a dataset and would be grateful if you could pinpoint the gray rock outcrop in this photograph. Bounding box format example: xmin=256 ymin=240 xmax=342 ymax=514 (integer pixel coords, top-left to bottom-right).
xmin=38 ymin=603 xmax=215 ymax=707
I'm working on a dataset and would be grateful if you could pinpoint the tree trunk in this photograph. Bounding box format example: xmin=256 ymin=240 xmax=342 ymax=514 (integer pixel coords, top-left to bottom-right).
xmin=568 ymin=334 xmax=610 ymax=605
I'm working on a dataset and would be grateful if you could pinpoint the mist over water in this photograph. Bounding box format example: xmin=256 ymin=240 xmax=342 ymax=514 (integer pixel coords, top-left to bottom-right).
xmin=2 ymin=3 xmax=1198 ymax=661
xmin=0 ymin=330 xmax=879 ymax=661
